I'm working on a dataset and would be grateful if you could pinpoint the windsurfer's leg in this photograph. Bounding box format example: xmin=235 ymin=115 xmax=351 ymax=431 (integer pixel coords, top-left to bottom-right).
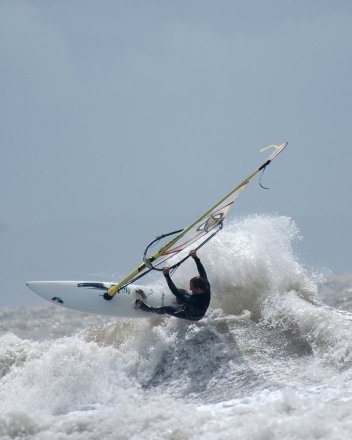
xmin=136 ymin=301 xmax=188 ymax=319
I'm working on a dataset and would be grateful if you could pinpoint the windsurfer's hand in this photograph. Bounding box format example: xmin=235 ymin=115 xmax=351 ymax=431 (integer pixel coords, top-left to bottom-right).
xmin=162 ymin=267 xmax=170 ymax=275
xmin=189 ymin=250 xmax=197 ymax=258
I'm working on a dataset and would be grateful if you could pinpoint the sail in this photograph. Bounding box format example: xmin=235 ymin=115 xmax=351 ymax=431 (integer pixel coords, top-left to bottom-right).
xmin=106 ymin=142 xmax=288 ymax=298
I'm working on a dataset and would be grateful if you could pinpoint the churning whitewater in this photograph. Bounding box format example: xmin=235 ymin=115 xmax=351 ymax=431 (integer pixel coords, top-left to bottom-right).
xmin=1 ymin=214 xmax=352 ymax=440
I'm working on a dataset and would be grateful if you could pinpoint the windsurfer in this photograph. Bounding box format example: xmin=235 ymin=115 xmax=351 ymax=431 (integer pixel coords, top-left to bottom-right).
xmin=135 ymin=250 xmax=210 ymax=321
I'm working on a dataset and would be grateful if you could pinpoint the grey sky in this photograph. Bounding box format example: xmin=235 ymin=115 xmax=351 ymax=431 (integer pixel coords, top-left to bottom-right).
xmin=1 ymin=1 xmax=352 ymax=306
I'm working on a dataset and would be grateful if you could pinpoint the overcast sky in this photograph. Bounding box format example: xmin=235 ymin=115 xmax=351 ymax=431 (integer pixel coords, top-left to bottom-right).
xmin=1 ymin=0 xmax=352 ymax=306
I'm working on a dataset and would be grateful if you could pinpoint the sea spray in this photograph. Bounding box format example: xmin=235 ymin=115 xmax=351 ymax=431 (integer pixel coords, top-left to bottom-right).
xmin=261 ymin=290 xmax=352 ymax=371
xmin=169 ymin=215 xmax=319 ymax=319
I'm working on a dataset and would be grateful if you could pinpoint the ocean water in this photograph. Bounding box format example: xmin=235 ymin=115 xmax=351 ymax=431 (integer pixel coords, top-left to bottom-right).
xmin=1 ymin=215 xmax=352 ymax=440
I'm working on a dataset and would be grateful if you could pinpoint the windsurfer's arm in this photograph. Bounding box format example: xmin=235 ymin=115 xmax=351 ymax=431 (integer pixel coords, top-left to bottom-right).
xmin=162 ymin=267 xmax=180 ymax=297
xmin=189 ymin=250 xmax=208 ymax=280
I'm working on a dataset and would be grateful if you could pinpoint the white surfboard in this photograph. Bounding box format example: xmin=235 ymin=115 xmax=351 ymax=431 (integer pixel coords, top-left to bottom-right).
xmin=26 ymin=281 xmax=176 ymax=318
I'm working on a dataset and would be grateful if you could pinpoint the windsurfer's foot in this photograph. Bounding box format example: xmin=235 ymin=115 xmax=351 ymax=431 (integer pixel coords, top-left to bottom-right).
xmin=135 ymin=289 xmax=147 ymax=300
xmin=134 ymin=299 xmax=145 ymax=309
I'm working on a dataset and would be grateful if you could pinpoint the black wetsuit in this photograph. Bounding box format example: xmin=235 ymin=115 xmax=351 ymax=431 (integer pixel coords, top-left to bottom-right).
xmin=139 ymin=256 xmax=210 ymax=321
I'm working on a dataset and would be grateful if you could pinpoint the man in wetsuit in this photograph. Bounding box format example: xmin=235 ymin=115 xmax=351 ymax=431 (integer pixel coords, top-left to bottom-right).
xmin=135 ymin=250 xmax=210 ymax=321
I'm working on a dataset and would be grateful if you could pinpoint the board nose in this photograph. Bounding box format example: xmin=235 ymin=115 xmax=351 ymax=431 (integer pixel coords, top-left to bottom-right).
xmin=26 ymin=281 xmax=37 ymax=291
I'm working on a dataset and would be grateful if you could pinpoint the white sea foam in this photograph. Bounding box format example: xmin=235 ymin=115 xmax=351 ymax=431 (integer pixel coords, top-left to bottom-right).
xmin=1 ymin=214 xmax=352 ymax=439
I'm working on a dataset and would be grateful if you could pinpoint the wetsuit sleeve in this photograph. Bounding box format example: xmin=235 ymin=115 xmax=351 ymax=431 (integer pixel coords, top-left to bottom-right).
xmin=193 ymin=256 xmax=208 ymax=280
xmin=164 ymin=273 xmax=181 ymax=297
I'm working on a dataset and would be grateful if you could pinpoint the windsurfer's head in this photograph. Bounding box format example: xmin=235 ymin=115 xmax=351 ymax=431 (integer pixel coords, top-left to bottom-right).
xmin=190 ymin=276 xmax=207 ymax=294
